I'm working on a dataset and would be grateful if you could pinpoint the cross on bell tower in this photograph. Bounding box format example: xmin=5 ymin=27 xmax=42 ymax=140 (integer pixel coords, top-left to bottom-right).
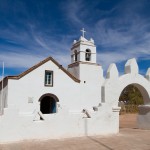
xmin=80 ymin=28 xmax=86 ymax=37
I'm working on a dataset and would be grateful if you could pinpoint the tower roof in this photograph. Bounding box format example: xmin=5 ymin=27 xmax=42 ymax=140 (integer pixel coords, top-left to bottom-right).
xmin=71 ymin=36 xmax=95 ymax=50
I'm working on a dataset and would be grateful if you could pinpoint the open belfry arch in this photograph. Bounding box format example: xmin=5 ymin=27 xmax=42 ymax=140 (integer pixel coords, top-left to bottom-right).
xmin=0 ymin=29 xmax=150 ymax=142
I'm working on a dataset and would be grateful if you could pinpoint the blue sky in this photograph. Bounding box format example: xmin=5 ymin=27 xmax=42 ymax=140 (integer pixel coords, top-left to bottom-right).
xmin=0 ymin=0 xmax=150 ymax=78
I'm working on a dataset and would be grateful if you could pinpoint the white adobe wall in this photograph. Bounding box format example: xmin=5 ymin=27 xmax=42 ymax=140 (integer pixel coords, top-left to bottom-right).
xmin=68 ymin=62 xmax=104 ymax=110
xmin=0 ymin=107 xmax=119 ymax=143
xmin=138 ymin=67 xmax=150 ymax=129
xmin=6 ymin=59 xmax=104 ymax=114
xmin=67 ymin=65 xmax=80 ymax=79
xmin=6 ymin=60 xmax=81 ymax=114
xmin=0 ymin=59 xmax=118 ymax=142
xmin=77 ymin=63 xmax=104 ymax=110
xmin=102 ymin=58 xmax=150 ymax=129
xmin=0 ymin=83 xmax=8 ymax=114
xmin=0 ymin=57 xmax=117 ymax=143
xmin=0 ymin=58 xmax=149 ymax=143
xmin=102 ymin=58 xmax=150 ymax=106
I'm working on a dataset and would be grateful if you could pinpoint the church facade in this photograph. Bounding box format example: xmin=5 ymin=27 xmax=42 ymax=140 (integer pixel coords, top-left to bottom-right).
xmin=0 ymin=32 xmax=150 ymax=142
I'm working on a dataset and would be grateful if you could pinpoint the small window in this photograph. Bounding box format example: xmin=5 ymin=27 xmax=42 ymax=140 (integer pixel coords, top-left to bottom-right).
xmin=74 ymin=50 xmax=78 ymax=62
xmin=85 ymin=49 xmax=91 ymax=61
xmin=45 ymin=71 xmax=53 ymax=86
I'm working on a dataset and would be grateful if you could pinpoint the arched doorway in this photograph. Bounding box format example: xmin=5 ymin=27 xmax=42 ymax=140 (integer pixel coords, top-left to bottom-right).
xmin=119 ymin=84 xmax=144 ymax=129
xmin=39 ymin=93 xmax=59 ymax=114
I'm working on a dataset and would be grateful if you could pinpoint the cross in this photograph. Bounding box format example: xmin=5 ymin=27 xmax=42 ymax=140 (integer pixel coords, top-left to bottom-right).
xmin=80 ymin=28 xmax=86 ymax=37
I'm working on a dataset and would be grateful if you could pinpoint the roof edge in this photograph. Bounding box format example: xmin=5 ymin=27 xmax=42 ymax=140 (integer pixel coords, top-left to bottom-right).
xmin=0 ymin=56 xmax=80 ymax=84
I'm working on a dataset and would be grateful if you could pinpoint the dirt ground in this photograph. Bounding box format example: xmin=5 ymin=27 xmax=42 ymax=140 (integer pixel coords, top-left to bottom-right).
xmin=119 ymin=113 xmax=138 ymax=129
xmin=1 ymin=114 xmax=150 ymax=150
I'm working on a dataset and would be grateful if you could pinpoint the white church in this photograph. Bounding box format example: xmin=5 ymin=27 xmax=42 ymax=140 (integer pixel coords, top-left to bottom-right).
xmin=0 ymin=29 xmax=150 ymax=142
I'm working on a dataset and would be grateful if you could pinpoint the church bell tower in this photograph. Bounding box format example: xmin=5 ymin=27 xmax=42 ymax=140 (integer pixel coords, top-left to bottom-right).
xmin=68 ymin=28 xmax=102 ymax=81
xmin=70 ymin=28 xmax=96 ymax=64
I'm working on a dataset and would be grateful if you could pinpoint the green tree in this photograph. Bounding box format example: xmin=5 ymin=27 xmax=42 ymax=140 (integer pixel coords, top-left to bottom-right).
xmin=119 ymin=85 xmax=144 ymax=105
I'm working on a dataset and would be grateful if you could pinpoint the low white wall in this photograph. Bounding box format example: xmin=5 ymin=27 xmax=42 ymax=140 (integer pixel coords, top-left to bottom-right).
xmin=138 ymin=105 xmax=150 ymax=129
xmin=0 ymin=104 xmax=120 ymax=143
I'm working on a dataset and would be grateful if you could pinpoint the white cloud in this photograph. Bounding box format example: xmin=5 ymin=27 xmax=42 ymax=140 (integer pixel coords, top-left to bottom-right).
xmin=62 ymin=0 xmax=85 ymax=26
xmin=0 ymin=51 xmax=70 ymax=69
xmin=0 ymin=21 xmax=74 ymax=69
xmin=97 ymin=47 xmax=150 ymax=71
xmin=0 ymin=52 xmax=44 ymax=68
xmin=97 ymin=51 xmax=128 ymax=71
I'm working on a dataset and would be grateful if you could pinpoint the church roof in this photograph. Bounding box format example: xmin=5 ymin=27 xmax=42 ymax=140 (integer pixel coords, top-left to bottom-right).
xmin=0 ymin=56 xmax=80 ymax=86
